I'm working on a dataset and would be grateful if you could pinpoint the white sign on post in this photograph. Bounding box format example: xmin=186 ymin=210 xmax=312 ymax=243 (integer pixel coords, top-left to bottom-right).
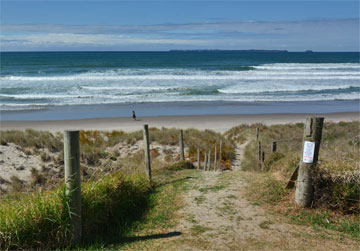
xmin=303 ymin=141 xmax=315 ymax=163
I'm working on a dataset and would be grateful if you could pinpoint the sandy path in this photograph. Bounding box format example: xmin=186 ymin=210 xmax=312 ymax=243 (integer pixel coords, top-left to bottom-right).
xmin=171 ymin=142 xmax=358 ymax=250
xmin=231 ymin=141 xmax=249 ymax=171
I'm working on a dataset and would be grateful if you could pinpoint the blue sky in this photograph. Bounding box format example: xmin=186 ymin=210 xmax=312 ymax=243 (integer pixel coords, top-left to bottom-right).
xmin=1 ymin=1 xmax=359 ymax=51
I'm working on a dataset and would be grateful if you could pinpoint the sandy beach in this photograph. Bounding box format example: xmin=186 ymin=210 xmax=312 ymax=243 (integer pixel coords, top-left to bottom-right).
xmin=1 ymin=112 xmax=359 ymax=133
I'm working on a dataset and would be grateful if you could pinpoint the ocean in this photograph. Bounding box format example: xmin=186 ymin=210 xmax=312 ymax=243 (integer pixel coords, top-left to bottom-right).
xmin=1 ymin=51 xmax=359 ymax=120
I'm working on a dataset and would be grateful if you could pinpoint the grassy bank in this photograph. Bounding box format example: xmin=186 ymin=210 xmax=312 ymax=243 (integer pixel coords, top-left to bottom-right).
xmin=0 ymin=171 xmax=153 ymax=249
xmin=0 ymin=127 xmax=234 ymax=193
xmin=0 ymin=127 xmax=221 ymax=249
xmin=226 ymin=121 xmax=360 ymax=240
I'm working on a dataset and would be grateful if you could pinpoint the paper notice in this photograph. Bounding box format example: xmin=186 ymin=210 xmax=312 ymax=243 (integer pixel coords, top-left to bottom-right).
xmin=303 ymin=141 xmax=315 ymax=163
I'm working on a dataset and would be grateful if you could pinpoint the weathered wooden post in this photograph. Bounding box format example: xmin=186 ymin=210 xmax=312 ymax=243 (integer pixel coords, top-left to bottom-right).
xmin=262 ymin=151 xmax=265 ymax=170
xmin=204 ymin=153 xmax=208 ymax=171
xmin=197 ymin=148 xmax=201 ymax=169
xmin=64 ymin=130 xmax=82 ymax=244
xmin=208 ymin=149 xmax=211 ymax=171
xmin=258 ymin=141 xmax=262 ymax=169
xmin=256 ymin=127 xmax=259 ymax=142
xmin=295 ymin=117 xmax=324 ymax=207
xmin=214 ymin=146 xmax=217 ymax=171
xmin=272 ymin=141 xmax=277 ymax=153
xmin=143 ymin=125 xmax=152 ymax=181
xmin=219 ymin=140 xmax=223 ymax=161
xmin=179 ymin=129 xmax=185 ymax=161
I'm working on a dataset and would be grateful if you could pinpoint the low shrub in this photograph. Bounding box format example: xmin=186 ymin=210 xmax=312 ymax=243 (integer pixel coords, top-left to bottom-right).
xmin=313 ymin=168 xmax=360 ymax=214
xmin=169 ymin=161 xmax=195 ymax=170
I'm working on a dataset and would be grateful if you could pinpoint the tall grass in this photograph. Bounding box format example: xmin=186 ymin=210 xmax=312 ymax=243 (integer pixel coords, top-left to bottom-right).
xmin=0 ymin=172 xmax=152 ymax=250
xmin=0 ymin=187 xmax=71 ymax=249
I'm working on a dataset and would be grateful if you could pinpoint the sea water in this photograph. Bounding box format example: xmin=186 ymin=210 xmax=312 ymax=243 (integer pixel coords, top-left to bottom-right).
xmin=0 ymin=51 xmax=359 ymax=118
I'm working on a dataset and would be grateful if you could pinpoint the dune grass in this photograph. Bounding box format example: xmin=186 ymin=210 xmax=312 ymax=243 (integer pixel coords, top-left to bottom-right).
xmin=228 ymin=121 xmax=360 ymax=241
xmin=0 ymin=129 xmax=63 ymax=153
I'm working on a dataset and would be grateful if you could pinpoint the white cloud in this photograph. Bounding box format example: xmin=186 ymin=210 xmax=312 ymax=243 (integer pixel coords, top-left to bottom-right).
xmin=1 ymin=19 xmax=358 ymax=51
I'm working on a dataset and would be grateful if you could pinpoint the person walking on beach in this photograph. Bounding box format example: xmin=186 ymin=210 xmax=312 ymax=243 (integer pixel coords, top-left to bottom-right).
xmin=132 ymin=110 xmax=136 ymax=120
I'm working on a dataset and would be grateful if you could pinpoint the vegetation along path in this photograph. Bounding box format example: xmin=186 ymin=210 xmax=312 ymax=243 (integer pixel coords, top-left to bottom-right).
xmin=127 ymin=141 xmax=358 ymax=250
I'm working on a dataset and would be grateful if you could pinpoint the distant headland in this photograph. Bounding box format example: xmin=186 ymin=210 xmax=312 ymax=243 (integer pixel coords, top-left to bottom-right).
xmin=169 ymin=49 xmax=289 ymax=52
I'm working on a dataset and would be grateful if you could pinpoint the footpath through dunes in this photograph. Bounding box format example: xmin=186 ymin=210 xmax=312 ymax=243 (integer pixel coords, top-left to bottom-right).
xmin=133 ymin=141 xmax=358 ymax=251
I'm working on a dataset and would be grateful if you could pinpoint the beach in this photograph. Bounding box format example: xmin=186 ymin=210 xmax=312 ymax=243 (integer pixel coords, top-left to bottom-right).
xmin=1 ymin=112 xmax=359 ymax=133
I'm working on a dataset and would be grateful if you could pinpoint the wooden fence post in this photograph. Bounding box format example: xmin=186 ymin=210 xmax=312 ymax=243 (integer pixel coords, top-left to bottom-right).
xmin=197 ymin=148 xmax=201 ymax=169
xmin=179 ymin=130 xmax=185 ymax=161
xmin=262 ymin=151 xmax=265 ymax=170
xmin=143 ymin=125 xmax=152 ymax=181
xmin=272 ymin=141 xmax=277 ymax=153
xmin=219 ymin=140 xmax=223 ymax=161
xmin=214 ymin=146 xmax=217 ymax=171
xmin=208 ymin=149 xmax=211 ymax=171
xmin=256 ymin=127 xmax=259 ymax=142
xmin=204 ymin=153 xmax=208 ymax=171
xmin=64 ymin=130 xmax=82 ymax=244
xmin=258 ymin=141 xmax=262 ymax=169
xmin=295 ymin=117 xmax=324 ymax=207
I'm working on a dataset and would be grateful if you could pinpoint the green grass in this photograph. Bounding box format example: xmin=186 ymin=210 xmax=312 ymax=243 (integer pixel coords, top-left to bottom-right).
xmin=259 ymin=220 xmax=274 ymax=229
xmin=194 ymin=195 xmax=206 ymax=205
xmin=0 ymin=162 xmax=198 ymax=250
xmin=81 ymin=168 xmax=195 ymax=250
xmin=0 ymin=187 xmax=72 ymax=249
xmin=289 ymin=211 xmax=360 ymax=241
xmin=190 ymin=225 xmax=213 ymax=235
xmin=243 ymin=172 xmax=360 ymax=242
xmin=199 ymin=185 xmax=225 ymax=193
xmin=0 ymin=172 xmax=152 ymax=250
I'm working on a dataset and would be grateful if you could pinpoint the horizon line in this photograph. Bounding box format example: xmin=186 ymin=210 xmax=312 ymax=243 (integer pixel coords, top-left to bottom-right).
xmin=1 ymin=50 xmax=360 ymax=53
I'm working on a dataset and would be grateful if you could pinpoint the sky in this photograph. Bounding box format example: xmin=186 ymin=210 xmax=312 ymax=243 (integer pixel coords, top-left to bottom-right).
xmin=0 ymin=1 xmax=359 ymax=51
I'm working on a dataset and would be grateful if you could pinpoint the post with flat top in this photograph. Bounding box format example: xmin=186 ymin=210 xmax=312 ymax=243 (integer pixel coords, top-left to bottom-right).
xmin=295 ymin=117 xmax=324 ymax=207
xmin=197 ymin=148 xmax=201 ymax=169
xmin=208 ymin=149 xmax=211 ymax=171
xmin=179 ymin=130 xmax=185 ymax=161
xmin=143 ymin=125 xmax=152 ymax=181
xmin=204 ymin=153 xmax=208 ymax=171
xmin=64 ymin=130 xmax=82 ymax=244
xmin=272 ymin=141 xmax=277 ymax=153
xmin=258 ymin=141 xmax=262 ymax=169
xmin=214 ymin=146 xmax=217 ymax=171
xmin=219 ymin=140 xmax=223 ymax=161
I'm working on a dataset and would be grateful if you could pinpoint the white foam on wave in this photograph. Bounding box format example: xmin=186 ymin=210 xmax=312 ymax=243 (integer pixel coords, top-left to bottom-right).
xmin=3 ymin=75 xmax=360 ymax=81
xmin=2 ymin=62 xmax=360 ymax=110
xmin=218 ymin=85 xmax=358 ymax=94
xmin=1 ymin=92 xmax=359 ymax=111
xmin=255 ymin=63 xmax=360 ymax=70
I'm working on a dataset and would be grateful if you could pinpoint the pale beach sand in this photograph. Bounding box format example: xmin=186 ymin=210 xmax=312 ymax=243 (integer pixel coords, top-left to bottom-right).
xmin=1 ymin=112 xmax=359 ymax=133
